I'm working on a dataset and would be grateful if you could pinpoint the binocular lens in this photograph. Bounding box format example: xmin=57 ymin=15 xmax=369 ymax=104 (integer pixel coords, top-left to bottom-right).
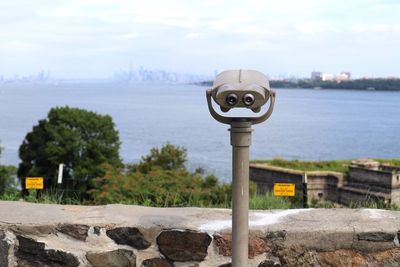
xmin=243 ymin=94 xmax=255 ymax=106
xmin=226 ymin=94 xmax=238 ymax=106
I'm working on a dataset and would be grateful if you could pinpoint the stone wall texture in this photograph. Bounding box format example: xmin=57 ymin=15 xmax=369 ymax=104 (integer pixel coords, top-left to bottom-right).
xmin=1 ymin=201 xmax=400 ymax=266
xmin=348 ymin=166 xmax=394 ymax=188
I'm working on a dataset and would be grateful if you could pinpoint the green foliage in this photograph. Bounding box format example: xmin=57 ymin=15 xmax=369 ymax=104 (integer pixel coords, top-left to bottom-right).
xmin=376 ymin=159 xmax=400 ymax=167
xmin=131 ymin=143 xmax=187 ymax=173
xmin=0 ymin=165 xmax=17 ymax=194
xmin=90 ymin=164 xmax=232 ymax=207
xmin=249 ymin=192 xmax=292 ymax=210
xmin=0 ymin=189 xmax=21 ymax=201
xmin=252 ymin=158 xmax=351 ymax=174
xmin=91 ymin=143 xmax=231 ymax=207
xmin=348 ymin=193 xmax=400 ymax=211
xmin=309 ymin=198 xmax=336 ymax=208
xmin=17 ymin=106 xmax=122 ymax=197
xmin=252 ymin=158 xmax=400 ymax=176
xmin=0 ymin=142 xmax=18 ymax=194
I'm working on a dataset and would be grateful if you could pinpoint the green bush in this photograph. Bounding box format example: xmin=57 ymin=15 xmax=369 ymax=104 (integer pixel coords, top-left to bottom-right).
xmin=90 ymin=164 xmax=231 ymax=207
xmin=130 ymin=143 xmax=187 ymax=173
xmin=90 ymin=144 xmax=232 ymax=207
xmin=0 ymin=165 xmax=17 ymax=195
xmin=0 ymin=143 xmax=18 ymax=194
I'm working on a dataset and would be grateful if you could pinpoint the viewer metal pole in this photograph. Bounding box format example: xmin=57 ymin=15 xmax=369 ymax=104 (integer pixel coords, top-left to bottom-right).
xmin=205 ymin=70 xmax=276 ymax=267
xmin=230 ymin=119 xmax=252 ymax=267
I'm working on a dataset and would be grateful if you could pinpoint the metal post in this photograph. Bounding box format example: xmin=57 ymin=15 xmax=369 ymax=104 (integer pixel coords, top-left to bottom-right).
xmin=230 ymin=119 xmax=252 ymax=267
xmin=303 ymin=173 xmax=308 ymax=208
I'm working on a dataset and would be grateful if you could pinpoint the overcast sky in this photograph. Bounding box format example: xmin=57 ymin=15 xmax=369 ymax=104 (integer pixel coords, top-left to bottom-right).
xmin=1 ymin=0 xmax=399 ymax=79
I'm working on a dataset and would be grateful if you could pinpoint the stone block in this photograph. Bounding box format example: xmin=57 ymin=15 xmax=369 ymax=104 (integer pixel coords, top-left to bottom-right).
xmin=86 ymin=249 xmax=136 ymax=267
xmin=141 ymin=258 xmax=174 ymax=267
xmin=106 ymin=227 xmax=150 ymax=250
xmin=213 ymin=233 xmax=269 ymax=259
xmin=0 ymin=231 xmax=9 ymax=267
xmin=157 ymin=230 xmax=211 ymax=262
xmin=57 ymin=224 xmax=89 ymax=241
xmin=318 ymin=249 xmax=366 ymax=266
xmin=357 ymin=232 xmax=395 ymax=242
xmin=15 ymin=235 xmax=79 ymax=267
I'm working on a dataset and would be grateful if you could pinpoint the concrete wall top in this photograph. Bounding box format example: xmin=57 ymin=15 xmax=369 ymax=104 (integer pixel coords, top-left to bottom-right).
xmin=250 ymin=164 xmax=343 ymax=177
xmin=2 ymin=201 xmax=400 ymax=266
xmin=0 ymin=201 xmax=399 ymax=235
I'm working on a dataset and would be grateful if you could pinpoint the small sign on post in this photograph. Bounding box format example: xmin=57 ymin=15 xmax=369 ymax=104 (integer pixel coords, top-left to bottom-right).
xmin=57 ymin=164 xmax=64 ymax=184
xmin=274 ymin=183 xmax=295 ymax=197
xmin=25 ymin=177 xmax=44 ymax=189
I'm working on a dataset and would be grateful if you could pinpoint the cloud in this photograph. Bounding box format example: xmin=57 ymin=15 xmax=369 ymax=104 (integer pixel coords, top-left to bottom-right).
xmin=0 ymin=0 xmax=400 ymax=78
xmin=184 ymin=33 xmax=201 ymax=39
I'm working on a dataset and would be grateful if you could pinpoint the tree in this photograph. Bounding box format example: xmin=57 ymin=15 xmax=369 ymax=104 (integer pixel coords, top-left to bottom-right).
xmin=131 ymin=143 xmax=187 ymax=173
xmin=0 ymin=142 xmax=17 ymax=194
xmin=18 ymin=106 xmax=122 ymax=197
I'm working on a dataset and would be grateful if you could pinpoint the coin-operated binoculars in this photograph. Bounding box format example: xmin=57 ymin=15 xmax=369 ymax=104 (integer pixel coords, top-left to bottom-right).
xmin=206 ymin=70 xmax=275 ymax=267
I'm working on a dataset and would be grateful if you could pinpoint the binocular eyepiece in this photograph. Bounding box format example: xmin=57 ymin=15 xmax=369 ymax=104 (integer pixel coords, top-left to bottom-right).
xmin=210 ymin=70 xmax=272 ymax=113
xmin=226 ymin=93 xmax=255 ymax=106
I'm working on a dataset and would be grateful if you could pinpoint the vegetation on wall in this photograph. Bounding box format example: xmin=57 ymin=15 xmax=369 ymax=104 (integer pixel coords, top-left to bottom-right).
xmin=252 ymin=158 xmax=352 ymax=174
xmin=252 ymin=158 xmax=400 ymax=175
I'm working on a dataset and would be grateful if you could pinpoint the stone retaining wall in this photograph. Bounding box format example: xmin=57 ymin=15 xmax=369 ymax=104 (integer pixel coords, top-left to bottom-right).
xmin=249 ymin=164 xmax=343 ymax=203
xmin=1 ymin=201 xmax=400 ymax=266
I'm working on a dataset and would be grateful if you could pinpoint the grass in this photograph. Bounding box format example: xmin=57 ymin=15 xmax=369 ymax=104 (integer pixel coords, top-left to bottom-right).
xmin=249 ymin=192 xmax=292 ymax=210
xmin=251 ymin=158 xmax=351 ymax=174
xmin=0 ymin=188 xmax=293 ymax=209
xmin=2 ymin=189 xmax=400 ymax=211
xmin=376 ymin=159 xmax=400 ymax=167
xmin=0 ymin=189 xmax=81 ymax=205
xmin=251 ymin=157 xmax=400 ymax=175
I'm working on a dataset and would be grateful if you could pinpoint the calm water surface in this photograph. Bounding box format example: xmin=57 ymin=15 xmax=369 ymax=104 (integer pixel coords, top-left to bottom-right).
xmin=0 ymin=83 xmax=399 ymax=181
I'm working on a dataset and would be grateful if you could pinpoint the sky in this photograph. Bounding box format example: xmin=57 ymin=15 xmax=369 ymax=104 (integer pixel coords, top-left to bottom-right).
xmin=0 ymin=0 xmax=400 ymax=79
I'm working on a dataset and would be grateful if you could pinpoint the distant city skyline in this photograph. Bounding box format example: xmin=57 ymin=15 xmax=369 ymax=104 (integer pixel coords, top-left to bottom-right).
xmin=1 ymin=0 xmax=400 ymax=79
xmin=1 ymin=65 xmax=399 ymax=84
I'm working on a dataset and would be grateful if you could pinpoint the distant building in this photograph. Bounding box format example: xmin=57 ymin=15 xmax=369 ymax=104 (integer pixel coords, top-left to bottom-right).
xmin=113 ymin=65 xmax=212 ymax=83
xmin=322 ymin=73 xmax=334 ymax=81
xmin=336 ymin=72 xmax=351 ymax=82
xmin=341 ymin=72 xmax=351 ymax=80
xmin=311 ymin=71 xmax=322 ymax=81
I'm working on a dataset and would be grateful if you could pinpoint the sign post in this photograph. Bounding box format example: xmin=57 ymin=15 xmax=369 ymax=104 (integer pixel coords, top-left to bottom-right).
xmin=25 ymin=177 xmax=44 ymax=190
xmin=303 ymin=173 xmax=308 ymax=208
xmin=57 ymin=163 xmax=64 ymax=184
xmin=273 ymin=183 xmax=296 ymax=197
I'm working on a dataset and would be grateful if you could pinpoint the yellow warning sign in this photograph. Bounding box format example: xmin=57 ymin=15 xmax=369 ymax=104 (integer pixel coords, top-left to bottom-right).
xmin=25 ymin=177 xmax=44 ymax=189
xmin=273 ymin=183 xmax=295 ymax=197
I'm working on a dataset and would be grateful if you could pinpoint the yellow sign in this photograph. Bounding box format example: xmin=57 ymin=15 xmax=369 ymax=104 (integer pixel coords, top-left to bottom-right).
xmin=274 ymin=183 xmax=295 ymax=197
xmin=25 ymin=177 xmax=44 ymax=189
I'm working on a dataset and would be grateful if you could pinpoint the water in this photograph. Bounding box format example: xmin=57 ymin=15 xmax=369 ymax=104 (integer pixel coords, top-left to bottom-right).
xmin=0 ymin=83 xmax=399 ymax=181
